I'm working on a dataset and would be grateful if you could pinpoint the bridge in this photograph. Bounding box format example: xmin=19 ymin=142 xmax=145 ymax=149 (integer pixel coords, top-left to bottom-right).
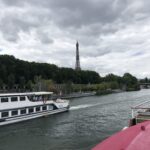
xmin=139 ymin=83 xmax=150 ymax=89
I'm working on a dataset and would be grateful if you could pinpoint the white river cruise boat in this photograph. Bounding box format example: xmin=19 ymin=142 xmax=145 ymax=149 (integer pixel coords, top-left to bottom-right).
xmin=0 ymin=91 xmax=69 ymax=126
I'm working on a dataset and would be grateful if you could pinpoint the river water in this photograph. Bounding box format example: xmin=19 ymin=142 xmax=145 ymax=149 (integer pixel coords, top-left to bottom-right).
xmin=0 ymin=89 xmax=150 ymax=150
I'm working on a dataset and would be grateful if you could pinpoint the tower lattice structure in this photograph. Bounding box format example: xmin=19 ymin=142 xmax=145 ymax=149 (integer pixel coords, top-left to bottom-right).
xmin=75 ymin=41 xmax=81 ymax=71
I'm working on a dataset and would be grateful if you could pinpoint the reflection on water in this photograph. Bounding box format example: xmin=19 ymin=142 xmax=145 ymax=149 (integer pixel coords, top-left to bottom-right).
xmin=0 ymin=89 xmax=150 ymax=150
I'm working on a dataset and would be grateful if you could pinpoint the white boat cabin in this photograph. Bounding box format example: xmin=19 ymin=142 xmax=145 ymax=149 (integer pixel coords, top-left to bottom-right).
xmin=0 ymin=92 xmax=69 ymax=125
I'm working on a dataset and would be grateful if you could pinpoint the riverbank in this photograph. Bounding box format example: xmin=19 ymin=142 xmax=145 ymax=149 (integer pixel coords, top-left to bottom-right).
xmin=53 ymin=89 xmax=123 ymax=99
xmin=52 ymin=91 xmax=96 ymax=99
xmin=96 ymin=89 xmax=124 ymax=96
xmin=52 ymin=88 xmax=140 ymax=99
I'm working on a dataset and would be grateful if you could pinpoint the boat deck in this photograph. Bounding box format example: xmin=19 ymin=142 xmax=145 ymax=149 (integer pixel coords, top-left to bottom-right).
xmin=136 ymin=114 xmax=150 ymax=123
xmin=131 ymin=100 xmax=150 ymax=125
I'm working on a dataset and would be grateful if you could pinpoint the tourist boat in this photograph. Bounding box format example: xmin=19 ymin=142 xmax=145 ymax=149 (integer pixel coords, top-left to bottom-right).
xmin=0 ymin=91 xmax=69 ymax=126
xmin=92 ymin=100 xmax=150 ymax=150
xmin=92 ymin=120 xmax=150 ymax=150
xmin=129 ymin=100 xmax=150 ymax=126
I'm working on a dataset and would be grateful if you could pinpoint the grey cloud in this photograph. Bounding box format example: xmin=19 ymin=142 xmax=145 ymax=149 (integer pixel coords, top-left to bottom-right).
xmin=0 ymin=14 xmax=38 ymax=42
xmin=0 ymin=0 xmax=150 ymax=77
xmin=0 ymin=1 xmax=50 ymax=42
xmin=1 ymin=0 xmax=127 ymax=28
xmin=36 ymin=31 xmax=54 ymax=44
xmin=131 ymin=52 xmax=145 ymax=57
xmin=80 ymin=47 xmax=111 ymax=58
xmin=40 ymin=37 xmax=53 ymax=44
xmin=1 ymin=0 xmax=25 ymax=6
xmin=48 ymin=0 xmax=125 ymax=28
xmin=0 ymin=0 xmax=140 ymax=44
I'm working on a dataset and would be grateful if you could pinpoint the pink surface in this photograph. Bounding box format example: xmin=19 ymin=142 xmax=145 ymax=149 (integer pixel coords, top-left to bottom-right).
xmin=92 ymin=121 xmax=150 ymax=150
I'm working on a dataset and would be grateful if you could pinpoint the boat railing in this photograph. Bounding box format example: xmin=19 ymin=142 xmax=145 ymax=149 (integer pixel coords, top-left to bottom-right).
xmin=131 ymin=100 xmax=150 ymax=118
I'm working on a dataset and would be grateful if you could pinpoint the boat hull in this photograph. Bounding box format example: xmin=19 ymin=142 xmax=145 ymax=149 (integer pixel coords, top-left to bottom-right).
xmin=0 ymin=107 xmax=68 ymax=126
xmin=92 ymin=121 xmax=150 ymax=150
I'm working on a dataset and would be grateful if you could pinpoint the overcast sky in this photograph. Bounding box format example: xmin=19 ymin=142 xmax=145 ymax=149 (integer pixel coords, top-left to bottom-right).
xmin=0 ymin=0 xmax=150 ymax=78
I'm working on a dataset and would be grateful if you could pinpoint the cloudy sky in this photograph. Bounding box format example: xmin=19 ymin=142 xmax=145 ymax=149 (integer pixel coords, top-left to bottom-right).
xmin=0 ymin=0 xmax=150 ymax=78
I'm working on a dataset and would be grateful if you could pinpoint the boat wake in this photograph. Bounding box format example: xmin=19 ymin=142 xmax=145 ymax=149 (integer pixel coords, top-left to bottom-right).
xmin=70 ymin=104 xmax=96 ymax=110
xmin=70 ymin=100 xmax=127 ymax=111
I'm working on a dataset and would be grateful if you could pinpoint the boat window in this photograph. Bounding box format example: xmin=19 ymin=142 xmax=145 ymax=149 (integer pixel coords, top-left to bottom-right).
xmin=42 ymin=106 xmax=47 ymax=111
xmin=29 ymin=108 xmax=34 ymax=113
xmin=1 ymin=97 xmax=8 ymax=103
xmin=11 ymin=110 xmax=18 ymax=116
xmin=43 ymin=95 xmax=51 ymax=101
xmin=28 ymin=96 xmax=41 ymax=101
xmin=27 ymin=96 xmax=33 ymax=101
xmin=36 ymin=106 xmax=40 ymax=112
xmin=20 ymin=96 xmax=26 ymax=101
xmin=1 ymin=111 xmax=9 ymax=118
xmin=33 ymin=96 xmax=39 ymax=101
xmin=20 ymin=109 xmax=26 ymax=114
xmin=48 ymin=95 xmax=52 ymax=100
xmin=28 ymin=94 xmax=52 ymax=102
xmin=11 ymin=97 xmax=18 ymax=102
xmin=48 ymin=105 xmax=53 ymax=110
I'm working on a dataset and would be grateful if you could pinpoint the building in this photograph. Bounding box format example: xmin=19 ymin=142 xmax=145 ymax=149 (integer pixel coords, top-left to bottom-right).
xmin=75 ymin=41 xmax=81 ymax=71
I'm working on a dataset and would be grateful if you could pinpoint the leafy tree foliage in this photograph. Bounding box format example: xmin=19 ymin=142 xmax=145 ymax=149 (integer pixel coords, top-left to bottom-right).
xmin=0 ymin=55 xmax=140 ymax=92
xmin=0 ymin=55 xmax=100 ymax=88
xmin=139 ymin=77 xmax=150 ymax=83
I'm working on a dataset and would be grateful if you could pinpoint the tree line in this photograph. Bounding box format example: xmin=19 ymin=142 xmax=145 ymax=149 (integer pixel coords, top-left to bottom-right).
xmin=0 ymin=55 xmax=99 ymax=87
xmin=0 ymin=55 xmax=140 ymax=91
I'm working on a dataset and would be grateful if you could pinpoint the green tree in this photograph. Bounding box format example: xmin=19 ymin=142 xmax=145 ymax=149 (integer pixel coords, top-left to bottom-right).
xmin=123 ymin=73 xmax=139 ymax=91
xmin=19 ymin=76 xmax=26 ymax=89
xmin=7 ymin=74 xmax=15 ymax=88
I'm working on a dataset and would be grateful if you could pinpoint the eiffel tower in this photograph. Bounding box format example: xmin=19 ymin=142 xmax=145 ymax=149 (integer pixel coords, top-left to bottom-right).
xmin=75 ymin=41 xmax=81 ymax=71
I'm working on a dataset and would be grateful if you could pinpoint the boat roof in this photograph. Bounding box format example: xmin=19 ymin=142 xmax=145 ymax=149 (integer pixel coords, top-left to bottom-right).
xmin=92 ymin=121 xmax=150 ymax=150
xmin=0 ymin=91 xmax=53 ymax=97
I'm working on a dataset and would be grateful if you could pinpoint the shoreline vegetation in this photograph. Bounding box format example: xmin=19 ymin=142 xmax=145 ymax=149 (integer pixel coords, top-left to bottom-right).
xmin=0 ymin=55 xmax=142 ymax=96
xmin=96 ymin=89 xmax=121 ymax=96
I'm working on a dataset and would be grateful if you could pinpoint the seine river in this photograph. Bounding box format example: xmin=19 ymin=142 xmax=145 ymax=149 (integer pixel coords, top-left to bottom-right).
xmin=0 ymin=89 xmax=150 ymax=150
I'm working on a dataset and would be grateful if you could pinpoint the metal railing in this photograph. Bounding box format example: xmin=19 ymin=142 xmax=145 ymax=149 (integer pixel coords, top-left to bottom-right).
xmin=131 ymin=100 xmax=150 ymax=119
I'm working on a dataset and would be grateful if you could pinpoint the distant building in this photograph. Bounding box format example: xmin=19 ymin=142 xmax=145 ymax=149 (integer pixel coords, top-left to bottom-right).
xmin=75 ymin=41 xmax=81 ymax=71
